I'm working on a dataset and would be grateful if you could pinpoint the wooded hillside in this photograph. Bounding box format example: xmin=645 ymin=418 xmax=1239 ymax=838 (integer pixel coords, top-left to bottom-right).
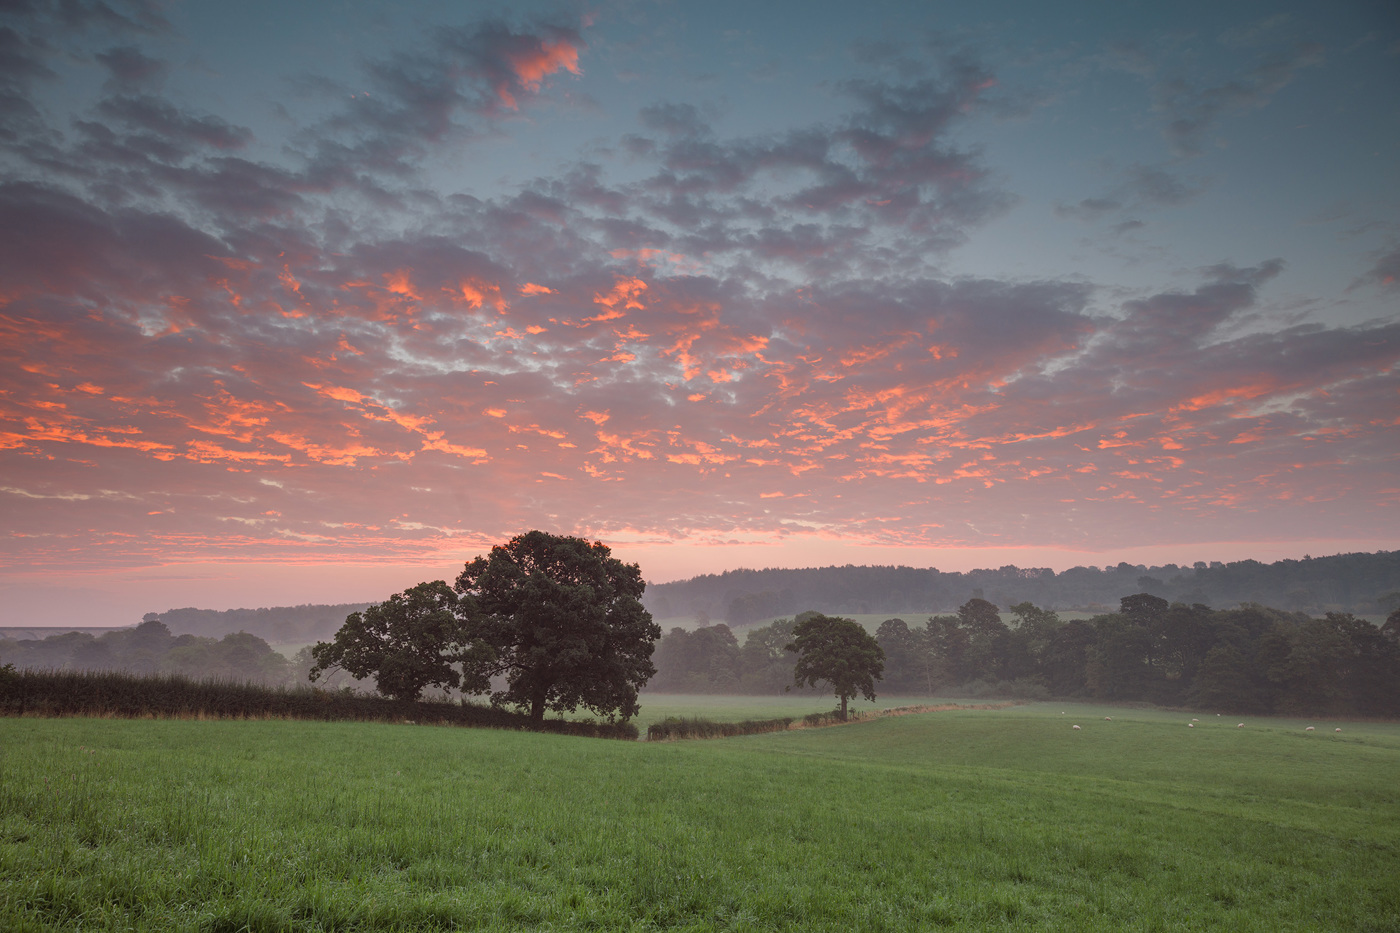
xmin=643 ymin=551 xmax=1400 ymax=624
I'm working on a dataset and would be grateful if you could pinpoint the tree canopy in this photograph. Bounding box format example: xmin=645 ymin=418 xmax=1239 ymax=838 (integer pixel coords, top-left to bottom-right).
xmin=785 ymin=613 xmax=884 ymax=720
xmin=309 ymin=581 xmax=486 ymax=702
xmin=454 ymin=530 xmax=660 ymax=725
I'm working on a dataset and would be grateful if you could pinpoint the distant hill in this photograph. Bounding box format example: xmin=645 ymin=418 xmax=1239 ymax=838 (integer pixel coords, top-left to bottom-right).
xmin=0 ymin=626 xmax=133 ymax=641
xmin=91 ymin=551 xmax=1397 ymax=643
xmin=643 ymin=551 xmax=1400 ymax=625
xmin=147 ymin=603 xmax=372 ymax=645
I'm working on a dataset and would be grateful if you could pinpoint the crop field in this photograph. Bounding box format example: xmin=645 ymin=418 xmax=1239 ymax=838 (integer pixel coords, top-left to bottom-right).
xmin=2 ymin=703 xmax=1397 ymax=931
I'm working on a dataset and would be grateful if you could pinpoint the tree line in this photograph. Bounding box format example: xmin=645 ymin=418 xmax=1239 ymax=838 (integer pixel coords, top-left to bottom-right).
xmin=0 ymin=619 xmax=305 ymax=687
xmin=146 ymin=603 xmax=372 ymax=645
xmin=650 ymin=597 xmax=1400 ymax=717
xmin=645 ymin=551 xmax=1400 ymax=623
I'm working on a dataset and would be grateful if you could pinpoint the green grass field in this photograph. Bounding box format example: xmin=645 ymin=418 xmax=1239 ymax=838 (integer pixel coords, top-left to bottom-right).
xmin=2 ymin=702 xmax=1397 ymax=931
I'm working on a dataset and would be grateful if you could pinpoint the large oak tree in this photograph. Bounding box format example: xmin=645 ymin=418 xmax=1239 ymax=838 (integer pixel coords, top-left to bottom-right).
xmin=454 ymin=531 xmax=660 ymax=726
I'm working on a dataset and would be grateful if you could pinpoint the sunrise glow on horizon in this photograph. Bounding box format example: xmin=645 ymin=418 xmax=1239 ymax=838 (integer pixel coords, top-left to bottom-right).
xmin=1 ymin=1 xmax=1397 ymax=626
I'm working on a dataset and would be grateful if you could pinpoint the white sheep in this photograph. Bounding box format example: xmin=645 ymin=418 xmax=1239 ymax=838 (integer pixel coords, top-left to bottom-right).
xmin=1237 ymin=723 xmax=1244 ymax=728
xmin=1335 ymin=728 xmax=1342 ymax=732
xmin=1104 ymin=716 xmax=1112 ymax=721
xmin=1305 ymin=726 xmax=1315 ymax=731
xmin=1072 ymin=724 xmax=1081 ymax=730
xmin=1187 ymin=723 xmax=1194 ymax=727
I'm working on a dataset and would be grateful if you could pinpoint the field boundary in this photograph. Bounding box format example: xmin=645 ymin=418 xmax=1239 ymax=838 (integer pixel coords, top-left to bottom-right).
xmin=646 ymin=701 xmax=1017 ymax=741
xmin=0 ymin=666 xmax=639 ymax=739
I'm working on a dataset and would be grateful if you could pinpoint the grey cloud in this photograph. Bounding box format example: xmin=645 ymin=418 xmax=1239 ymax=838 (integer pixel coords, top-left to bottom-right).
xmin=638 ymin=101 xmax=708 ymax=137
xmin=1116 ymin=260 xmax=1284 ymax=346
xmin=1154 ymin=43 xmax=1323 ymax=157
xmin=1055 ymin=197 xmax=1121 ymax=221
xmin=1125 ymin=165 xmax=1201 ymax=206
xmin=609 ymin=61 xmax=1010 ymax=276
xmin=0 ymin=24 xmax=53 ymax=142
xmin=95 ymin=44 xmax=166 ymax=90
xmin=96 ymin=94 xmax=253 ymax=153
xmin=293 ymin=18 xmax=584 ymax=185
xmin=1350 ymin=246 xmax=1400 ymax=292
xmin=55 ymin=0 xmax=170 ymax=35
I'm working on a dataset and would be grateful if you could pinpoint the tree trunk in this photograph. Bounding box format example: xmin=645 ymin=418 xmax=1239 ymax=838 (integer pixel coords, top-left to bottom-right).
xmin=530 ymin=692 xmax=546 ymax=729
xmin=840 ymin=694 xmax=848 ymax=721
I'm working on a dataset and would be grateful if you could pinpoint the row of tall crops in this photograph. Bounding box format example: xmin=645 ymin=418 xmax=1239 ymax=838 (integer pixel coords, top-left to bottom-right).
xmin=0 ymin=666 xmax=638 ymax=739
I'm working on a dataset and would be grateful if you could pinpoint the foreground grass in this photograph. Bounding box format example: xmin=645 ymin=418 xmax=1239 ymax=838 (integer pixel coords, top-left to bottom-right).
xmin=2 ymin=708 xmax=1397 ymax=931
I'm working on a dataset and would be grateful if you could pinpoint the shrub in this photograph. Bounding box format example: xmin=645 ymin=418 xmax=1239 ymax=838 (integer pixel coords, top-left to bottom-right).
xmin=646 ymin=716 xmax=793 ymax=741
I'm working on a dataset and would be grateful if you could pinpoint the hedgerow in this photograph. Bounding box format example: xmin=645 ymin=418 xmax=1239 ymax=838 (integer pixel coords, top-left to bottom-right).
xmin=646 ymin=715 xmax=794 ymax=741
xmin=0 ymin=665 xmax=637 ymax=739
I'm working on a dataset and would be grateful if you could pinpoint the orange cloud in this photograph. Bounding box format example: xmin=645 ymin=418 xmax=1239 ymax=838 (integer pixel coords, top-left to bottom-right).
xmin=279 ymin=265 xmax=303 ymax=297
xmin=420 ymin=433 xmax=488 ymax=460
xmin=384 ymin=269 xmax=421 ymax=301
xmin=455 ymin=278 xmax=507 ymax=311
xmin=519 ymin=282 xmax=555 ymax=295
xmin=266 ymin=431 xmax=394 ymax=467
xmin=509 ymin=38 xmax=581 ymax=91
xmin=498 ymin=38 xmax=582 ymax=109
xmin=587 ymin=277 xmax=647 ymax=323
xmin=185 ymin=440 xmax=292 ymax=465
xmin=207 ymin=255 xmax=260 ymax=271
xmin=1172 ymin=380 xmax=1278 ymax=413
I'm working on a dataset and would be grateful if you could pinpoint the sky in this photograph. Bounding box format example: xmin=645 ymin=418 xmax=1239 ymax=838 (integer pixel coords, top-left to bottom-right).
xmin=1 ymin=0 xmax=1397 ymax=627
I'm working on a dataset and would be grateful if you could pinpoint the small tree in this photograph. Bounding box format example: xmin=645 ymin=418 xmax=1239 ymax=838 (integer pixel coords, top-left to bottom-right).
xmin=309 ymin=581 xmax=487 ymax=702
xmin=454 ymin=530 xmax=660 ymax=726
xmin=786 ymin=613 xmax=885 ymax=720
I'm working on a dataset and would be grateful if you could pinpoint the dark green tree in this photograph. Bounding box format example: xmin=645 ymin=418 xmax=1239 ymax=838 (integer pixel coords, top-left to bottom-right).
xmin=651 ymin=623 xmax=741 ymax=692
xmin=454 ymin=531 xmax=660 ymax=726
xmin=785 ymin=613 xmax=885 ymax=720
xmin=1187 ymin=642 xmax=1269 ymax=712
xmin=921 ymin=614 xmax=969 ymax=689
xmin=957 ymin=598 xmax=1010 ymax=682
xmin=310 ymin=580 xmax=484 ymax=702
xmin=875 ymin=618 xmax=919 ymax=692
xmin=738 ymin=617 xmax=798 ymax=692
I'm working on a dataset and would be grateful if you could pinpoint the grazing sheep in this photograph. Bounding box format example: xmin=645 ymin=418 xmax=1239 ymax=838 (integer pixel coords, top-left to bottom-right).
xmin=1335 ymin=728 xmax=1342 ymax=732
xmin=1191 ymin=718 xmax=1200 ymax=722
xmin=1237 ymin=723 xmax=1244 ymax=728
xmin=1305 ymin=726 xmax=1315 ymax=731
xmin=1072 ymin=724 xmax=1081 ymax=730
xmin=1104 ymin=716 xmax=1112 ymax=721
xmin=1188 ymin=723 xmax=1194 ymax=727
